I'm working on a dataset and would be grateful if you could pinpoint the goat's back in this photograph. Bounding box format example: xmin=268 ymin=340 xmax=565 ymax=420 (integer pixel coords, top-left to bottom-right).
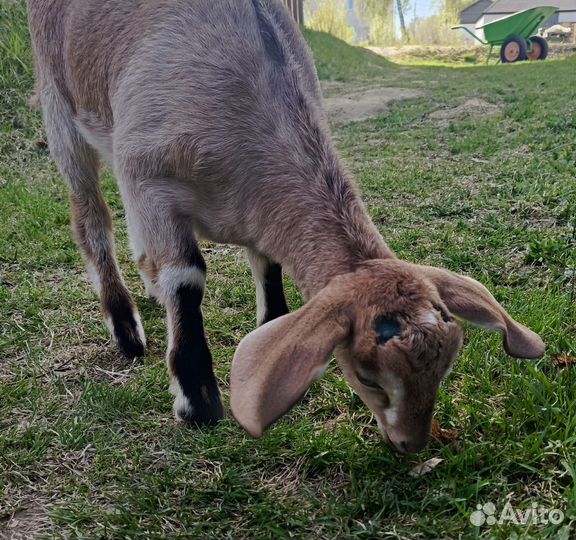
xmin=28 ymin=0 xmax=343 ymax=247
xmin=28 ymin=0 xmax=323 ymax=151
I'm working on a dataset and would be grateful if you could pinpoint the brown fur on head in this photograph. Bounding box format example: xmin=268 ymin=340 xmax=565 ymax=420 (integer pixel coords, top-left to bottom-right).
xmin=230 ymin=259 xmax=544 ymax=453
xmin=335 ymin=260 xmax=464 ymax=453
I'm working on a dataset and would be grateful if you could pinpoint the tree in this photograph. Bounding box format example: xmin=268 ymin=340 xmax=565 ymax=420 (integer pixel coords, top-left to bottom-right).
xmin=396 ymin=0 xmax=408 ymax=41
xmin=356 ymin=0 xmax=411 ymax=45
xmin=306 ymin=0 xmax=356 ymax=44
xmin=357 ymin=0 xmax=395 ymax=45
xmin=398 ymin=0 xmax=466 ymax=45
xmin=437 ymin=0 xmax=469 ymax=25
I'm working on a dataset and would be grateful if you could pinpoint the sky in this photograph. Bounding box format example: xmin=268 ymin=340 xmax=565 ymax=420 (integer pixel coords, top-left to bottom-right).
xmin=404 ymin=0 xmax=438 ymax=24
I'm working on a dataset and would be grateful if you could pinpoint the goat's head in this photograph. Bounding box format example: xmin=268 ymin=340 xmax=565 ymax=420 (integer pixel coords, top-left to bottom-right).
xmin=230 ymin=259 xmax=544 ymax=453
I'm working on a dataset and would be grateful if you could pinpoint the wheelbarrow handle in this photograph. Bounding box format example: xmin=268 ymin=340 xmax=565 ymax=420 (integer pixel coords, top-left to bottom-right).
xmin=451 ymin=25 xmax=489 ymax=45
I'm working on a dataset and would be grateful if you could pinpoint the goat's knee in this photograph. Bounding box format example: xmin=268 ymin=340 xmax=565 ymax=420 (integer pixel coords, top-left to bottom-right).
xmin=136 ymin=252 xmax=161 ymax=301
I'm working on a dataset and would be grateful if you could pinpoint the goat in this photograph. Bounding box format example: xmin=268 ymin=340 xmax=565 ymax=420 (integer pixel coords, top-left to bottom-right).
xmin=27 ymin=0 xmax=544 ymax=453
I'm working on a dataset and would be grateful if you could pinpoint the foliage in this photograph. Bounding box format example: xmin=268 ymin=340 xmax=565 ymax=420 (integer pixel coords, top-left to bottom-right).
xmin=305 ymin=0 xmax=356 ymax=44
xmin=396 ymin=0 xmax=468 ymax=45
xmin=306 ymin=0 xmax=410 ymax=47
xmin=407 ymin=13 xmax=465 ymax=45
xmin=437 ymin=0 xmax=470 ymax=25
xmin=356 ymin=0 xmax=395 ymax=44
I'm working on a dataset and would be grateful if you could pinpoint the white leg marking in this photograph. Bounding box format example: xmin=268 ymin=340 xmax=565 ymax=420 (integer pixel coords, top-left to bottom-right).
xmin=133 ymin=309 xmax=146 ymax=347
xmin=170 ymin=379 xmax=194 ymax=419
xmin=166 ymin=310 xmax=175 ymax=354
xmin=104 ymin=313 xmax=114 ymax=336
xmin=158 ymin=266 xmax=206 ymax=304
xmin=104 ymin=306 xmax=146 ymax=347
xmin=138 ymin=265 xmax=160 ymax=301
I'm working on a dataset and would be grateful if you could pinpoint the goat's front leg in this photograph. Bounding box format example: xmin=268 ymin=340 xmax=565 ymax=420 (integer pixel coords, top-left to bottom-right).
xmin=247 ymin=249 xmax=289 ymax=326
xmin=122 ymin=186 xmax=223 ymax=426
xmin=162 ymin=257 xmax=223 ymax=426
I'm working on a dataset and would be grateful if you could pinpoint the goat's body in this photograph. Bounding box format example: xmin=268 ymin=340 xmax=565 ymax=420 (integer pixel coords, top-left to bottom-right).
xmin=28 ymin=0 xmax=388 ymax=425
xmin=29 ymin=0 xmax=389 ymax=295
xmin=27 ymin=0 xmax=545 ymax=442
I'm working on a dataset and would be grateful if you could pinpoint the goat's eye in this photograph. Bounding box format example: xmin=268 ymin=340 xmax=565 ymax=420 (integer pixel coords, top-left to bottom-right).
xmin=356 ymin=371 xmax=382 ymax=389
xmin=374 ymin=316 xmax=401 ymax=345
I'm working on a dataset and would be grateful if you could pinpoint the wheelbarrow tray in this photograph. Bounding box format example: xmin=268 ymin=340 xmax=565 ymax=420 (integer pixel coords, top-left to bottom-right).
xmin=478 ymin=6 xmax=558 ymax=45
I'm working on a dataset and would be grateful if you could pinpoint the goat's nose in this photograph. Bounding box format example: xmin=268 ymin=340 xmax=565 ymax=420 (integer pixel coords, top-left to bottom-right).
xmin=391 ymin=438 xmax=427 ymax=454
xmin=392 ymin=440 xmax=408 ymax=454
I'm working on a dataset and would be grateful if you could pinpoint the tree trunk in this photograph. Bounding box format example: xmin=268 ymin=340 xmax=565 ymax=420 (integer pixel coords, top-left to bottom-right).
xmin=396 ymin=0 xmax=408 ymax=42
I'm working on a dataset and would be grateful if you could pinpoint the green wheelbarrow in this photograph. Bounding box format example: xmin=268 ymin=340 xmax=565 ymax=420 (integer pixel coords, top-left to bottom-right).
xmin=452 ymin=6 xmax=557 ymax=63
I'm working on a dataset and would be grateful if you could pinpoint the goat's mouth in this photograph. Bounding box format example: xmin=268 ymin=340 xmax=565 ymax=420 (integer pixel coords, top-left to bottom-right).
xmin=377 ymin=419 xmax=429 ymax=454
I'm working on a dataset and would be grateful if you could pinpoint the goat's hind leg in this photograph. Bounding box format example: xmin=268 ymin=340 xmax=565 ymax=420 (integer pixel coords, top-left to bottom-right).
xmin=247 ymin=249 xmax=289 ymax=326
xmin=40 ymin=90 xmax=145 ymax=356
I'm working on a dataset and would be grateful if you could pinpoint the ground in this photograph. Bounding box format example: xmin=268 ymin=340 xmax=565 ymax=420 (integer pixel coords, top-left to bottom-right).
xmin=368 ymin=43 xmax=576 ymax=65
xmin=1 ymin=5 xmax=575 ymax=540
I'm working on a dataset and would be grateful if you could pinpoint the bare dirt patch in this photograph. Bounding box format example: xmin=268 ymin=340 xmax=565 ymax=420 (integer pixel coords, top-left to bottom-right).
xmin=428 ymin=98 xmax=501 ymax=126
xmin=1 ymin=503 xmax=51 ymax=540
xmin=322 ymin=86 xmax=423 ymax=125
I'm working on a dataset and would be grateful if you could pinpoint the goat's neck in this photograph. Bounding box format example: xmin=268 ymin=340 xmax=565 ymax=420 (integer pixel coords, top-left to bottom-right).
xmin=262 ymin=174 xmax=395 ymax=299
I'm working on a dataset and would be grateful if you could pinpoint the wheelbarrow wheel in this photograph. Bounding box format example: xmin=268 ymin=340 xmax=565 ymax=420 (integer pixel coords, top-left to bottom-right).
xmin=527 ymin=35 xmax=549 ymax=60
xmin=500 ymin=35 xmax=528 ymax=63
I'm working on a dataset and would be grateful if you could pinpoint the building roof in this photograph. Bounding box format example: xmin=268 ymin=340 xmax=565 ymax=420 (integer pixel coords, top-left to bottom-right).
xmin=460 ymin=0 xmax=493 ymax=24
xmin=484 ymin=0 xmax=576 ymax=14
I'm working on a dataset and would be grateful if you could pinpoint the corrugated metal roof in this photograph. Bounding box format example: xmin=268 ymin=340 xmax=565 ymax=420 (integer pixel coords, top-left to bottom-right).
xmin=485 ymin=0 xmax=576 ymax=14
xmin=460 ymin=0 xmax=493 ymax=23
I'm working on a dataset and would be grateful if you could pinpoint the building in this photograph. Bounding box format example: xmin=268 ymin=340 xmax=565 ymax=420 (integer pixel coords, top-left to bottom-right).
xmin=483 ymin=0 xmax=576 ymax=27
xmin=458 ymin=0 xmax=493 ymax=43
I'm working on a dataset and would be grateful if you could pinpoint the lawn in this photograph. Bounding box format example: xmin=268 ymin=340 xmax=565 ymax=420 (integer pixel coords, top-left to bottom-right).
xmin=1 ymin=3 xmax=575 ymax=539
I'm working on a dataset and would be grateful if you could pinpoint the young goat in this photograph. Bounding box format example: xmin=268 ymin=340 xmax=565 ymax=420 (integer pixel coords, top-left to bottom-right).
xmin=28 ymin=0 xmax=544 ymax=453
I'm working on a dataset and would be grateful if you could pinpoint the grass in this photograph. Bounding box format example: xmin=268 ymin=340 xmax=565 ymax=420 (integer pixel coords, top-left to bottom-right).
xmin=1 ymin=3 xmax=575 ymax=539
xmin=301 ymin=27 xmax=395 ymax=80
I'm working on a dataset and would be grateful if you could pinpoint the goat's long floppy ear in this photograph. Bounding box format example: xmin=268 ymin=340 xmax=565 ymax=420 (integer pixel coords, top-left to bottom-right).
xmin=419 ymin=266 xmax=544 ymax=359
xmin=230 ymin=285 xmax=350 ymax=438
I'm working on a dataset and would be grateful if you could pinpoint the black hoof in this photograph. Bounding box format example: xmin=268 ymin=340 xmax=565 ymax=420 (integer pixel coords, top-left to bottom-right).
xmin=174 ymin=383 xmax=224 ymax=427
xmin=115 ymin=326 xmax=146 ymax=358
xmin=106 ymin=299 xmax=146 ymax=358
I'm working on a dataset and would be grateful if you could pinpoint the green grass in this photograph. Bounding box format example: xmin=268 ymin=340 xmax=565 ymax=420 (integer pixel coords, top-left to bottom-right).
xmin=302 ymin=28 xmax=395 ymax=81
xmin=1 ymin=6 xmax=576 ymax=539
